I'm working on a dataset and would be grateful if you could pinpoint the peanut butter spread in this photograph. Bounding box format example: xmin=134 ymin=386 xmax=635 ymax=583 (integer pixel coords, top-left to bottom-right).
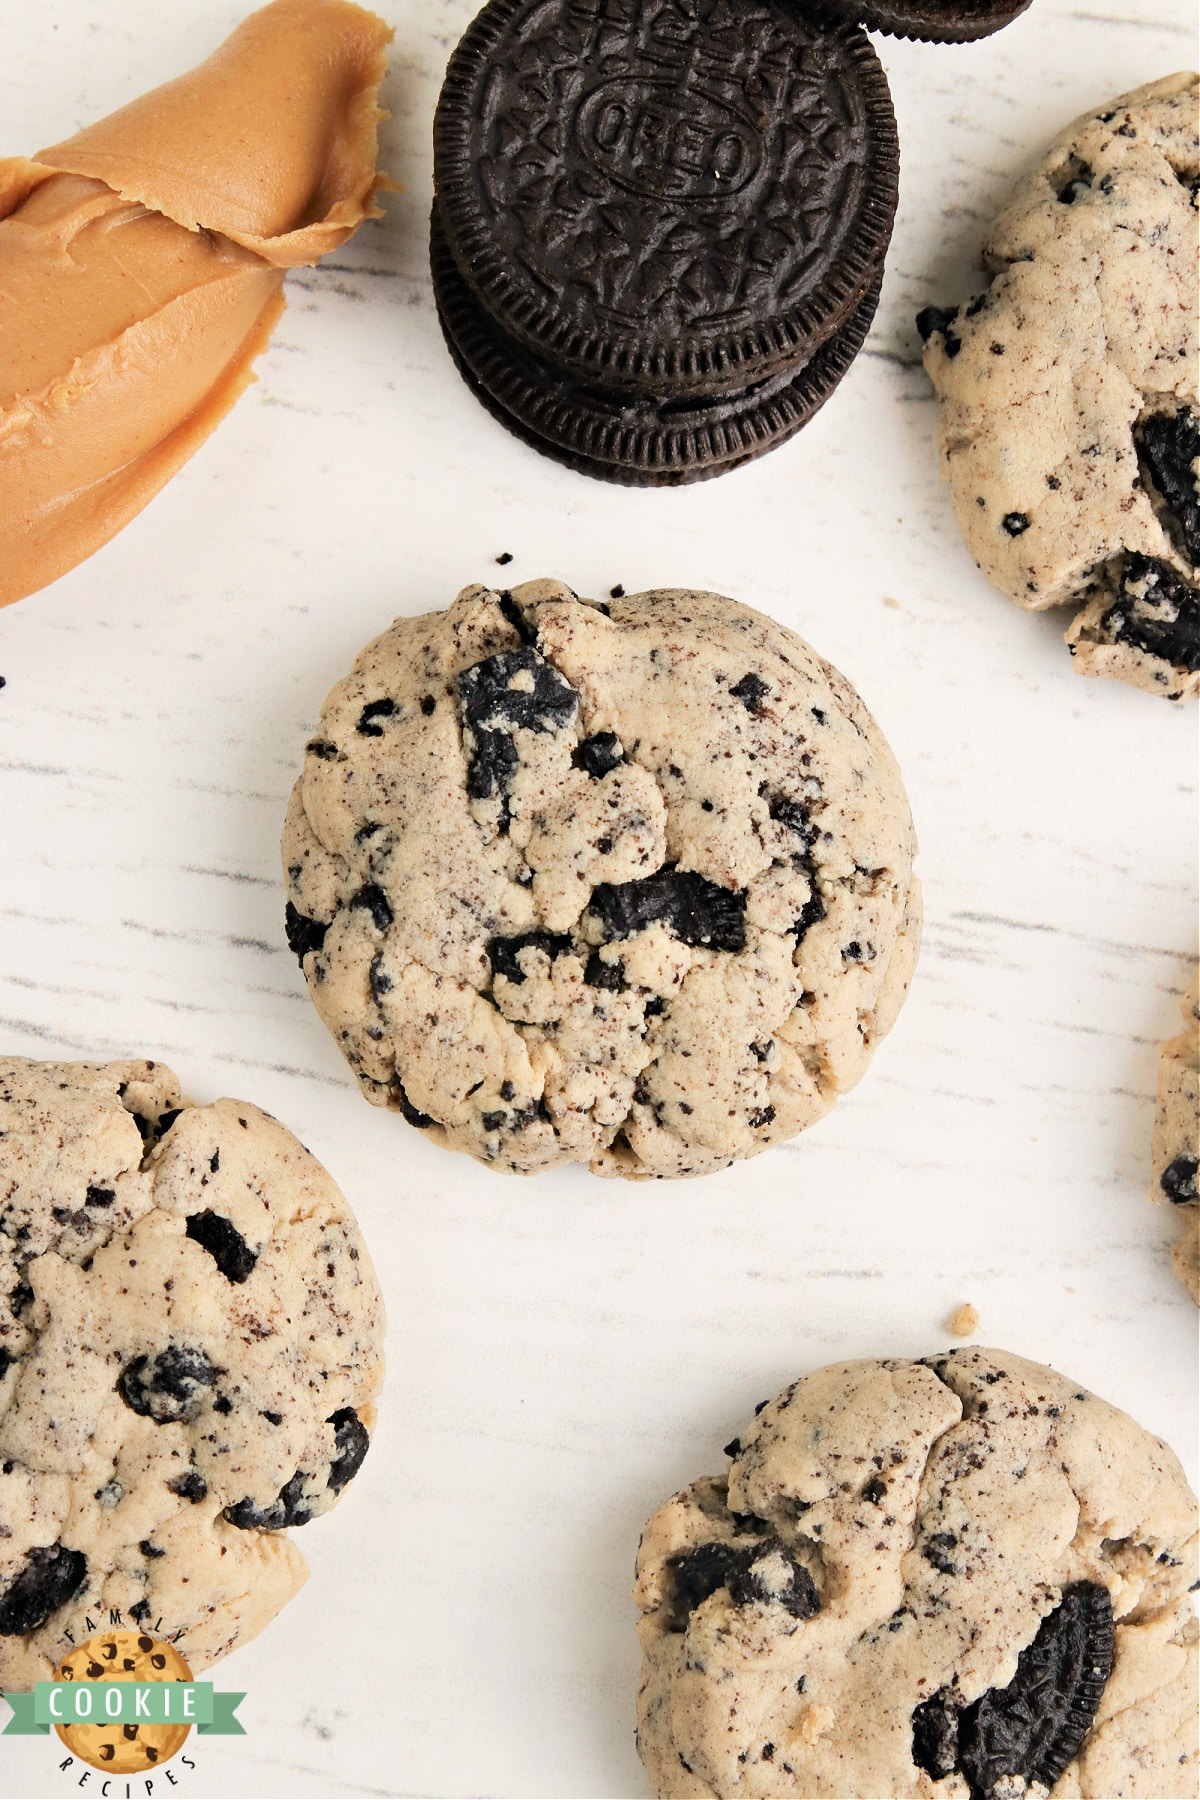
xmin=0 ymin=0 xmax=392 ymax=609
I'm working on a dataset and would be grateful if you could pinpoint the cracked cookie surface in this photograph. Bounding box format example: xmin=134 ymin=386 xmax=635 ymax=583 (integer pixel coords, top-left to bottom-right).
xmin=919 ymin=73 xmax=1199 ymax=700
xmin=635 ymin=1347 xmax=1199 ymax=1797
xmin=0 ymin=1058 xmax=384 ymax=1687
xmin=282 ymin=579 xmax=920 ymax=1178
xmin=1151 ymin=974 xmax=1199 ymax=1303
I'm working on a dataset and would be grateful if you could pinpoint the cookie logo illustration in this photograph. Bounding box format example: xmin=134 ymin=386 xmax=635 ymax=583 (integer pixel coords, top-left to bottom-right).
xmin=53 ymin=1631 xmax=192 ymax=1774
xmin=3 ymin=1618 xmax=246 ymax=1767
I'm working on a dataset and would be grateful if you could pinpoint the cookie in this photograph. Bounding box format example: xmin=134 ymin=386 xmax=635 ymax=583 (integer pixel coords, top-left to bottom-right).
xmin=918 ymin=74 xmax=1199 ymax=700
xmin=805 ymin=0 xmax=1032 ymax=43
xmin=431 ymin=213 xmax=884 ymax=486
xmin=55 ymin=1631 xmax=191 ymax=1774
xmin=0 ymin=1058 xmax=385 ymax=1689
xmin=1150 ymin=974 xmax=1199 ymax=1304
xmin=282 ymin=580 xmax=921 ymax=1179
xmin=635 ymin=1347 xmax=1200 ymax=1798
xmin=431 ymin=0 xmax=898 ymax=483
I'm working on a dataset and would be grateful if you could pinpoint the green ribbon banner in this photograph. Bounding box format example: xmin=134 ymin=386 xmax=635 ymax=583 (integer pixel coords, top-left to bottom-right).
xmin=3 ymin=1683 xmax=245 ymax=1735
xmin=198 ymin=1690 xmax=246 ymax=1736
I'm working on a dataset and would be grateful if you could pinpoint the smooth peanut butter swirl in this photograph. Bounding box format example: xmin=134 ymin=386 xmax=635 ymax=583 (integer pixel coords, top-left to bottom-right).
xmin=0 ymin=0 xmax=393 ymax=609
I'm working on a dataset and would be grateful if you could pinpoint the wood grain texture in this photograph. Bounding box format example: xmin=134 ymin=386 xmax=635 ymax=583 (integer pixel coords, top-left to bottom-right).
xmin=0 ymin=1 xmax=1196 ymax=1794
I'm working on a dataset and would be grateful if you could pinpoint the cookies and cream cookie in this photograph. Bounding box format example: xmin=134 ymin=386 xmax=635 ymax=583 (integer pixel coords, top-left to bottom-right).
xmin=635 ymin=1347 xmax=1199 ymax=1798
xmin=1151 ymin=974 xmax=1200 ymax=1303
xmin=282 ymin=580 xmax=921 ymax=1178
xmin=918 ymin=74 xmax=1199 ymax=700
xmin=0 ymin=1058 xmax=384 ymax=1688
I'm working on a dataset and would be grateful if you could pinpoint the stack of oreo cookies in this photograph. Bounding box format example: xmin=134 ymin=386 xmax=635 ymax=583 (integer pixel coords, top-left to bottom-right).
xmin=431 ymin=0 xmax=901 ymax=485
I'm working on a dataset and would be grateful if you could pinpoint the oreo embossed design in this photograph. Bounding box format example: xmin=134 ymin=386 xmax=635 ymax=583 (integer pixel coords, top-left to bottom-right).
xmin=434 ymin=0 xmax=898 ymax=398
xmin=574 ymin=78 xmax=764 ymax=201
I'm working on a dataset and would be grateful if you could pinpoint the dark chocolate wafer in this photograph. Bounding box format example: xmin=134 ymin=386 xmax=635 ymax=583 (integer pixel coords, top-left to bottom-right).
xmin=431 ymin=206 xmax=883 ymax=484
xmin=433 ymin=0 xmax=898 ymax=404
xmin=805 ymin=0 xmax=1032 ymax=43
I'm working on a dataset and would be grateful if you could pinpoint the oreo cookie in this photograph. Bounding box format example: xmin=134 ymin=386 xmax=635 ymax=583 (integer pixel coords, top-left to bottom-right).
xmin=432 ymin=212 xmax=884 ymax=485
xmin=805 ymin=0 xmax=1033 ymax=42
xmin=432 ymin=0 xmax=899 ymax=485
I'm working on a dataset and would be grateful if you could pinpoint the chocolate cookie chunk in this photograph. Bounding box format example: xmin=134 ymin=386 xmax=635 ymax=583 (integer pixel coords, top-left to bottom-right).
xmin=805 ymin=0 xmax=1031 ymax=43
xmin=666 ymin=1537 xmax=820 ymax=1632
xmin=0 ymin=1058 xmax=385 ymax=1688
xmin=431 ymin=0 xmax=898 ymax=482
xmin=635 ymin=1348 xmax=1199 ymax=1798
xmin=1072 ymin=555 xmax=1200 ymax=687
xmin=282 ymin=579 xmax=921 ymax=1179
xmin=1138 ymin=408 xmax=1200 ymax=564
xmin=0 ymin=1546 xmax=88 ymax=1638
xmin=912 ymin=1585 xmax=1114 ymax=1795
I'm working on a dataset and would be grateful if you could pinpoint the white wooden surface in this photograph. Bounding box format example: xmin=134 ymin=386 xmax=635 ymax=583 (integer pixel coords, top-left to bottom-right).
xmin=1 ymin=2 xmax=1196 ymax=1795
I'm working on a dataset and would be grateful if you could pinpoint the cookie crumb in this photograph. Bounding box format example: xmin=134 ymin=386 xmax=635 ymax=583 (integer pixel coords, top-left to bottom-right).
xmin=496 ymin=551 xmax=513 ymax=565
xmin=610 ymin=584 xmax=625 ymax=598
xmin=947 ymin=1302 xmax=979 ymax=1338
xmin=794 ymin=1704 xmax=836 ymax=1747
